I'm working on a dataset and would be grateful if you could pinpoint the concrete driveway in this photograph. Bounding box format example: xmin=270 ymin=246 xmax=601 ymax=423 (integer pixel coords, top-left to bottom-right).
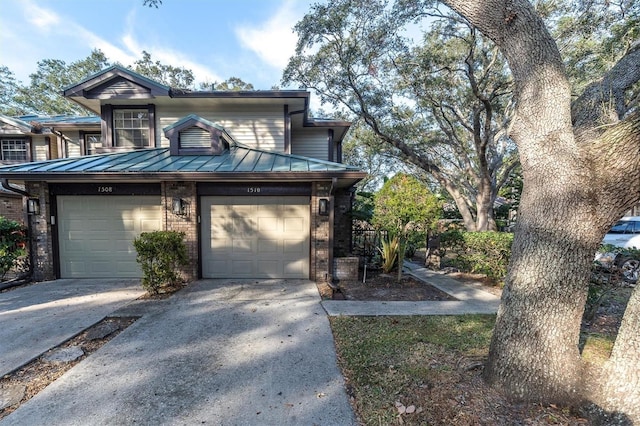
xmin=1 ymin=279 xmax=356 ymax=425
xmin=0 ymin=279 xmax=145 ymax=378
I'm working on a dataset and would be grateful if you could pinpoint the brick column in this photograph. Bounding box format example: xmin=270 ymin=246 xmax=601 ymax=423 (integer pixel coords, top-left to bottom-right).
xmin=162 ymin=181 xmax=198 ymax=282
xmin=25 ymin=182 xmax=55 ymax=281
xmin=311 ymin=182 xmax=332 ymax=283
xmin=333 ymin=188 xmax=353 ymax=257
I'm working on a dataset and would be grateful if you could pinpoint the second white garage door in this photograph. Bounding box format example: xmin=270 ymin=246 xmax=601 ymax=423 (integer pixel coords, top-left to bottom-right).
xmin=57 ymin=196 xmax=163 ymax=278
xmin=201 ymin=196 xmax=310 ymax=278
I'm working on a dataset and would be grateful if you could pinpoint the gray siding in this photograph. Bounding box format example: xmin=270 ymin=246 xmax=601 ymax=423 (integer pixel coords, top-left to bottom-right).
xmin=291 ymin=128 xmax=329 ymax=161
xmin=157 ymin=106 xmax=284 ymax=152
xmin=64 ymin=131 xmax=82 ymax=158
xmin=33 ymin=136 xmax=50 ymax=161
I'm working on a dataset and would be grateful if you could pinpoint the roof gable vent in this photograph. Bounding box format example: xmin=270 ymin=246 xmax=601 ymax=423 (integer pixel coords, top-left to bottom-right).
xmin=180 ymin=127 xmax=210 ymax=149
xmin=164 ymin=114 xmax=234 ymax=155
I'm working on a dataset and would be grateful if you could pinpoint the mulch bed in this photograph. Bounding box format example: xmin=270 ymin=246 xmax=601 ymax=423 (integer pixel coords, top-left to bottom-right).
xmin=334 ymin=269 xmax=457 ymax=301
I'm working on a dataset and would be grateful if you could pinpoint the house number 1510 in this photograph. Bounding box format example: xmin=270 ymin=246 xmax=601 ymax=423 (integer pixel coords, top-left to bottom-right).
xmin=247 ymin=187 xmax=261 ymax=193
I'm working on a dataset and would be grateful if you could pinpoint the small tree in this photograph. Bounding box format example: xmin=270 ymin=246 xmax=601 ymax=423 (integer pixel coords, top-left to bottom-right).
xmin=0 ymin=217 xmax=27 ymax=280
xmin=373 ymin=173 xmax=442 ymax=281
xmin=133 ymin=231 xmax=188 ymax=295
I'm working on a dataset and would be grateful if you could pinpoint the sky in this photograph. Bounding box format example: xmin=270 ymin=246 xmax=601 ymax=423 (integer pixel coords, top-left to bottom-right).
xmin=0 ymin=0 xmax=316 ymax=90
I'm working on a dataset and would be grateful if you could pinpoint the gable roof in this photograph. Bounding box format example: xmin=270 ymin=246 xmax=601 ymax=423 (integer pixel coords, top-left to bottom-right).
xmin=0 ymin=145 xmax=366 ymax=187
xmin=0 ymin=114 xmax=33 ymax=134
xmin=63 ymin=64 xmax=171 ymax=98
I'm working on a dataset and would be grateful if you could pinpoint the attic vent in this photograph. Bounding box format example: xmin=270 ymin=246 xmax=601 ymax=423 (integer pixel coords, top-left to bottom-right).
xmin=180 ymin=127 xmax=210 ymax=148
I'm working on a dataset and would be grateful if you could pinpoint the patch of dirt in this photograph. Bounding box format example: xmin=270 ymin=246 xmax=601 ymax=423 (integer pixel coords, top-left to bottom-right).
xmin=0 ymin=316 xmax=137 ymax=420
xmin=316 ymin=264 xmax=501 ymax=301
xmin=336 ymin=269 xmax=457 ymax=301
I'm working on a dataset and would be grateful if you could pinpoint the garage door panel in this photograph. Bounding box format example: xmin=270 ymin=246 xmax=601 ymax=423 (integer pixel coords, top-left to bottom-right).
xmin=258 ymin=239 xmax=278 ymax=253
xmin=284 ymin=217 xmax=305 ymax=232
xmin=202 ymin=196 xmax=309 ymax=278
xmin=284 ymin=260 xmax=306 ymax=275
xmin=231 ymin=238 xmax=254 ymax=253
xmin=233 ymin=218 xmax=256 ymax=235
xmin=231 ymin=260 xmax=254 ymax=275
xmin=283 ymin=239 xmax=305 ymax=253
xmin=257 ymin=260 xmax=279 ymax=276
xmin=258 ymin=217 xmax=278 ymax=232
xmin=58 ymin=196 xmax=162 ymax=278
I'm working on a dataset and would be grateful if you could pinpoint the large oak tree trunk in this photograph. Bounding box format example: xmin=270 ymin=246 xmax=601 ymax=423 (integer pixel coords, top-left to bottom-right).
xmin=444 ymin=0 xmax=640 ymax=412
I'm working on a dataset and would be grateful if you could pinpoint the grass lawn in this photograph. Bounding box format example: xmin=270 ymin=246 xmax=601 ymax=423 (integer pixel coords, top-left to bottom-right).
xmin=331 ymin=315 xmax=603 ymax=425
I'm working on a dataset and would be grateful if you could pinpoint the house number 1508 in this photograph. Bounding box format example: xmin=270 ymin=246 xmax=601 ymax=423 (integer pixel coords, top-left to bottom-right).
xmin=98 ymin=186 xmax=113 ymax=193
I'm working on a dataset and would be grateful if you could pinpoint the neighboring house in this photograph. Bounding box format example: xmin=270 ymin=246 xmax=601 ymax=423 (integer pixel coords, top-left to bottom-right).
xmin=0 ymin=65 xmax=366 ymax=282
xmin=0 ymin=113 xmax=102 ymax=222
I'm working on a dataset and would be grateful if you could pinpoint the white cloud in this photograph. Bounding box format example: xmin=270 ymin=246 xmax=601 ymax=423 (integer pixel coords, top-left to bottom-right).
xmin=120 ymin=33 xmax=222 ymax=85
xmin=234 ymin=0 xmax=302 ymax=70
xmin=23 ymin=0 xmax=60 ymax=29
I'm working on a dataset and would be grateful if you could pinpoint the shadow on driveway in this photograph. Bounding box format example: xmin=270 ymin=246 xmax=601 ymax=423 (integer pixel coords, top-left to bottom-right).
xmin=1 ymin=279 xmax=356 ymax=425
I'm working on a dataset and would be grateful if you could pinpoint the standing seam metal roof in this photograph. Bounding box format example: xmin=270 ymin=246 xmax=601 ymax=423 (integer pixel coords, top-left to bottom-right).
xmin=0 ymin=146 xmax=360 ymax=174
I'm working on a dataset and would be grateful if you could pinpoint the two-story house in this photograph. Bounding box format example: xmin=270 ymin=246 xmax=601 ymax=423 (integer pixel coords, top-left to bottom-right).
xmin=0 ymin=65 xmax=366 ymax=283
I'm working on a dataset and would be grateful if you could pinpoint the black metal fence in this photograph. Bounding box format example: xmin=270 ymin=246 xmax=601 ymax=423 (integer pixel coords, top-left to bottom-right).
xmin=351 ymin=229 xmax=387 ymax=260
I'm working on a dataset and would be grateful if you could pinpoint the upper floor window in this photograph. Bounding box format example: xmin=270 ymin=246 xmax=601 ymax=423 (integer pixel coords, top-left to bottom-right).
xmin=83 ymin=133 xmax=102 ymax=155
xmin=114 ymin=109 xmax=150 ymax=148
xmin=1 ymin=139 xmax=27 ymax=161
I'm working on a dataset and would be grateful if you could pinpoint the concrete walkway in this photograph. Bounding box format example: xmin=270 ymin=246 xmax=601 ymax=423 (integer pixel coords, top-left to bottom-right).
xmin=322 ymin=261 xmax=501 ymax=316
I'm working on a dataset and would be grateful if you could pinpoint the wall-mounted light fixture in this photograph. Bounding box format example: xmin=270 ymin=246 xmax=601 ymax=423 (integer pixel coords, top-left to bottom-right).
xmin=27 ymin=198 xmax=40 ymax=215
xmin=172 ymin=197 xmax=188 ymax=216
xmin=318 ymin=198 xmax=329 ymax=216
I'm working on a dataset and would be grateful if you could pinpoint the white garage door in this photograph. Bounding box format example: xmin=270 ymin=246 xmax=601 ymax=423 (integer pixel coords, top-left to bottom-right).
xmin=57 ymin=196 xmax=162 ymax=278
xmin=201 ymin=196 xmax=310 ymax=278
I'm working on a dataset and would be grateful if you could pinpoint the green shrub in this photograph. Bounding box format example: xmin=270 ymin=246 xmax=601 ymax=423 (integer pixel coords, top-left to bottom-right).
xmin=133 ymin=231 xmax=189 ymax=294
xmin=0 ymin=217 xmax=27 ymax=280
xmin=439 ymin=228 xmax=465 ymax=258
xmin=441 ymin=231 xmax=513 ymax=283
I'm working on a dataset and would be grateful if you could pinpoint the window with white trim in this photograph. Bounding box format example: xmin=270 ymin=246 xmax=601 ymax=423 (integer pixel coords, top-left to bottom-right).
xmin=113 ymin=109 xmax=150 ymax=148
xmin=1 ymin=139 xmax=27 ymax=161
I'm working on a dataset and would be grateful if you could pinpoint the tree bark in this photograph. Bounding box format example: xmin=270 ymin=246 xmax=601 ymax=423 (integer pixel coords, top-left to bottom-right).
xmin=591 ymin=285 xmax=640 ymax=423
xmin=444 ymin=0 xmax=640 ymax=408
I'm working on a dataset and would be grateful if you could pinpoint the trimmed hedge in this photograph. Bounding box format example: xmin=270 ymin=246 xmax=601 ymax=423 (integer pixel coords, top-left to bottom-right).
xmin=133 ymin=231 xmax=188 ymax=294
xmin=440 ymin=230 xmax=513 ymax=283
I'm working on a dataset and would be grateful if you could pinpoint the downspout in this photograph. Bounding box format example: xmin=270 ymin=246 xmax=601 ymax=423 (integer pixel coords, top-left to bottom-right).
xmin=0 ymin=179 xmax=35 ymax=288
xmin=0 ymin=178 xmax=30 ymax=197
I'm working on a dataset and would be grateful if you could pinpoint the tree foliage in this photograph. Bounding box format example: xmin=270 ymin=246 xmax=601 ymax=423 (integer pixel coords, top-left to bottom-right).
xmin=2 ymin=50 xmax=256 ymax=116
xmin=12 ymin=49 xmax=110 ymax=116
xmin=0 ymin=67 xmax=27 ymax=116
xmin=284 ymin=0 xmax=519 ymax=231
xmin=132 ymin=51 xmax=195 ymax=89
xmin=373 ymin=173 xmax=442 ymax=280
xmin=210 ymin=77 xmax=255 ymax=91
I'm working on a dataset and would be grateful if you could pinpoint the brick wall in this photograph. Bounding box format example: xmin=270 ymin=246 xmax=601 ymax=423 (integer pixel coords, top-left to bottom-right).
xmin=0 ymin=195 xmax=25 ymax=224
xmin=162 ymin=181 xmax=198 ymax=282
